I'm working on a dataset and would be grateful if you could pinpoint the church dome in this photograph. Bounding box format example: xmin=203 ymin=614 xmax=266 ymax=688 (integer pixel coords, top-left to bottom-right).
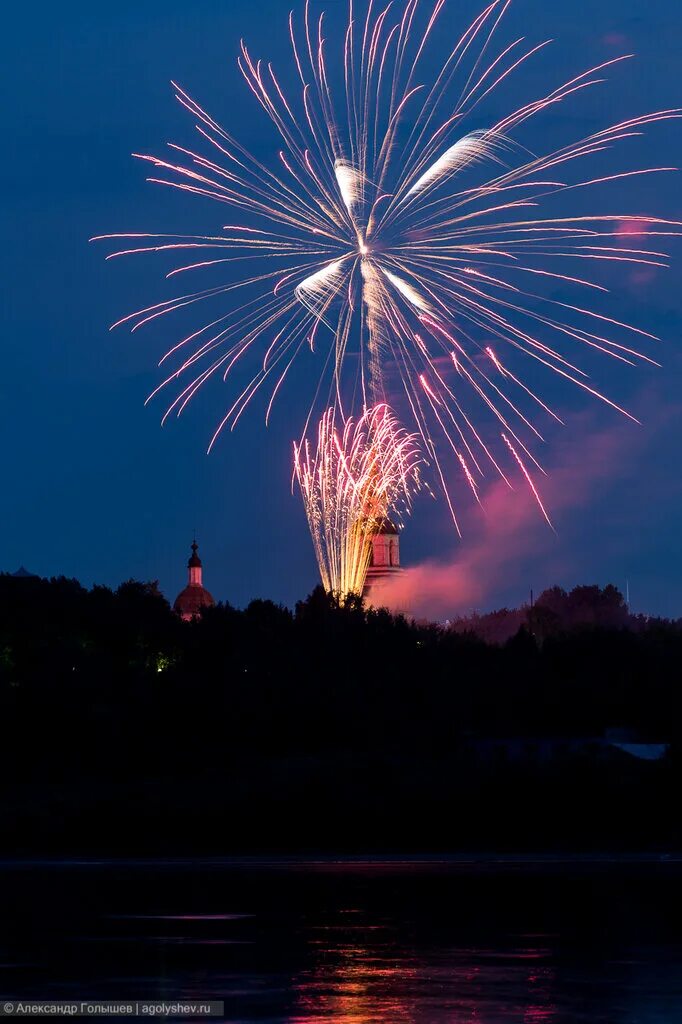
xmin=173 ymin=583 xmax=215 ymax=619
xmin=173 ymin=539 xmax=215 ymax=620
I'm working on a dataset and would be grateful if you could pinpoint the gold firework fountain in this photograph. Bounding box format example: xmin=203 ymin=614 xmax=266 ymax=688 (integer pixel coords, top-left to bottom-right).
xmin=294 ymin=405 xmax=421 ymax=602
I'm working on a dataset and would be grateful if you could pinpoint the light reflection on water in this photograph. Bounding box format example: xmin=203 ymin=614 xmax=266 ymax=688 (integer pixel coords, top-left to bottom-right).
xmin=0 ymin=859 xmax=680 ymax=1022
xmin=289 ymin=934 xmax=559 ymax=1023
xmin=294 ymin=951 xmax=562 ymax=1022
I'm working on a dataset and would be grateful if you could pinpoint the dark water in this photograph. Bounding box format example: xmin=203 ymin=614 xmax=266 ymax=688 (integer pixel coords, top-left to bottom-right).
xmin=1 ymin=857 xmax=682 ymax=1022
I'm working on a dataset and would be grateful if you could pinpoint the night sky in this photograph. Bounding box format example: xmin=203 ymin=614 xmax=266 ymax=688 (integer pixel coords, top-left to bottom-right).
xmin=3 ymin=0 xmax=682 ymax=617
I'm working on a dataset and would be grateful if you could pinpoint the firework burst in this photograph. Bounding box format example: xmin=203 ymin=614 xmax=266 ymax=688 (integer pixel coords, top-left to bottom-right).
xmin=93 ymin=0 xmax=680 ymax=535
xmin=294 ymin=404 xmax=422 ymax=600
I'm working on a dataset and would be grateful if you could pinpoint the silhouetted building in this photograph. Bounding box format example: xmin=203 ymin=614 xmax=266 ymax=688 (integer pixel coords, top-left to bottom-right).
xmin=363 ymin=520 xmax=402 ymax=599
xmin=173 ymin=540 xmax=215 ymax=621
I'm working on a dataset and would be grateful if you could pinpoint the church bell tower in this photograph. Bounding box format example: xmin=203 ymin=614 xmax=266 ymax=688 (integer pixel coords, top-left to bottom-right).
xmin=363 ymin=520 xmax=402 ymax=600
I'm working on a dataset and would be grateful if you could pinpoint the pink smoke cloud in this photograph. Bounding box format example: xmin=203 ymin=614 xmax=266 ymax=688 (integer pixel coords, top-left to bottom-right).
xmin=603 ymin=32 xmax=631 ymax=49
xmin=614 ymin=219 xmax=662 ymax=289
xmin=616 ymin=218 xmax=652 ymax=238
xmin=374 ymin=407 xmax=658 ymax=621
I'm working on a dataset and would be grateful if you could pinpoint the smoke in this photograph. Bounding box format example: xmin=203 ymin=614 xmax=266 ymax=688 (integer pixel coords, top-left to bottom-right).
xmin=375 ymin=408 xmax=657 ymax=621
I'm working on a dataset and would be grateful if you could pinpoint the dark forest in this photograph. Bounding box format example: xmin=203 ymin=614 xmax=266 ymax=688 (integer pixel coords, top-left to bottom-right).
xmin=1 ymin=574 xmax=680 ymax=854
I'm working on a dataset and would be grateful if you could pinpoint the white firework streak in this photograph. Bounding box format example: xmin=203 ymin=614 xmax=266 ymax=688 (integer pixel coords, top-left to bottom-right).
xmin=93 ymin=0 xmax=681 ymax=529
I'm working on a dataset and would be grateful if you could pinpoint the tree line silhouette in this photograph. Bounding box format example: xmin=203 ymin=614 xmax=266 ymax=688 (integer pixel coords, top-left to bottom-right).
xmin=1 ymin=572 xmax=680 ymax=853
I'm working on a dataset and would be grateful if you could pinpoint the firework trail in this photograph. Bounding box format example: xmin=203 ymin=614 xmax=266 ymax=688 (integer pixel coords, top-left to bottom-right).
xmin=93 ymin=0 xmax=680 ymax=531
xmin=294 ymin=404 xmax=421 ymax=600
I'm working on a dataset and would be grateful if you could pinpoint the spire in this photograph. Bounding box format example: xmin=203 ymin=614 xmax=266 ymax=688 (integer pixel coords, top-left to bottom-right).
xmin=188 ymin=539 xmax=203 ymax=586
xmin=173 ymin=537 xmax=215 ymax=620
xmin=188 ymin=540 xmax=202 ymax=570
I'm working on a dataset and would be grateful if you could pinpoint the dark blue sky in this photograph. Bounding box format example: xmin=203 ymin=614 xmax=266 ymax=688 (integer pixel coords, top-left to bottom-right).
xmin=3 ymin=0 xmax=682 ymax=616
